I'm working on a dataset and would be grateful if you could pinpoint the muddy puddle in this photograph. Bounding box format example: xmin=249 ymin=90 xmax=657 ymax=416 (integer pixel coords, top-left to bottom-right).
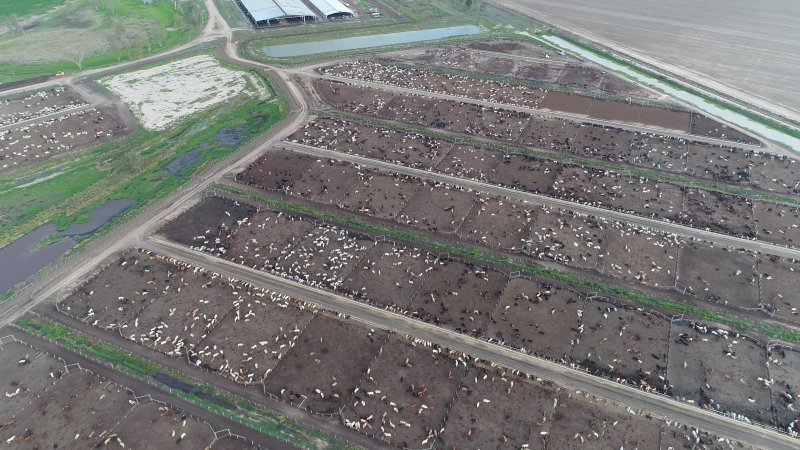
xmin=0 ymin=198 xmax=132 ymax=295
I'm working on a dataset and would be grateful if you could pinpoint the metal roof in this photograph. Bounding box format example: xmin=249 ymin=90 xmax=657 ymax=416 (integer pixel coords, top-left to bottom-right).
xmin=306 ymin=0 xmax=353 ymax=17
xmin=240 ymin=0 xmax=315 ymax=21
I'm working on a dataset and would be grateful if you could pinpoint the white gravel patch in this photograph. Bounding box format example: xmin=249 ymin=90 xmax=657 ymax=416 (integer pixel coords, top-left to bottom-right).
xmin=102 ymin=55 xmax=258 ymax=130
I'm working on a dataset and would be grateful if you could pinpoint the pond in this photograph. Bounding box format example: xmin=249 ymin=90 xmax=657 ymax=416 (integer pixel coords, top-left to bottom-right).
xmin=0 ymin=198 xmax=132 ymax=296
xmin=262 ymin=25 xmax=484 ymax=58
xmin=541 ymin=35 xmax=800 ymax=152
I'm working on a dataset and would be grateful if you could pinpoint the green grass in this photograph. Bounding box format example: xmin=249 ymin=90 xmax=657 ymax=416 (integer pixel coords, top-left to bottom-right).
xmin=0 ymin=0 xmax=206 ymax=83
xmin=15 ymin=315 xmax=361 ymax=450
xmin=0 ymin=53 xmax=286 ymax=252
xmin=0 ymin=0 xmax=65 ymax=17
xmin=216 ymin=183 xmax=800 ymax=344
xmin=212 ymin=0 xmax=249 ymax=29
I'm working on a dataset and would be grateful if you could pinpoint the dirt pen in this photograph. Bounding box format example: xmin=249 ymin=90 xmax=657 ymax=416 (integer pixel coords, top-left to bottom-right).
xmin=0 ymin=335 xmax=254 ymax=449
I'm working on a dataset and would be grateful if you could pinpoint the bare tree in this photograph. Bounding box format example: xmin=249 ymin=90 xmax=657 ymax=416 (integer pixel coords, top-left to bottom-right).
xmin=69 ymin=47 xmax=86 ymax=70
xmin=104 ymin=0 xmax=116 ymax=15
xmin=7 ymin=14 xmax=24 ymax=34
xmin=151 ymin=20 xmax=167 ymax=48
xmin=108 ymin=26 xmax=128 ymax=61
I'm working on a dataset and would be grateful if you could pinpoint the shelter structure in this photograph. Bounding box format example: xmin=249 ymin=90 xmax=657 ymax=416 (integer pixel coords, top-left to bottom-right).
xmin=237 ymin=0 xmax=317 ymax=26
xmin=306 ymin=0 xmax=354 ymax=18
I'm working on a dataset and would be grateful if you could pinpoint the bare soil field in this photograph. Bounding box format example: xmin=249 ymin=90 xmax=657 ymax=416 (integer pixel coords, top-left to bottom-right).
xmin=340 ymin=171 xmax=422 ymax=220
xmin=457 ymin=196 xmax=535 ymax=250
xmin=397 ymin=182 xmax=476 ymax=234
xmin=160 ymin=196 xmax=255 ymax=249
xmin=0 ymin=87 xmax=86 ymax=127
xmin=571 ymin=304 xmax=670 ymax=388
xmin=408 ymin=259 xmax=508 ymax=334
xmin=438 ymin=366 xmax=556 ymax=450
xmin=0 ymin=370 xmax=135 ymax=448
xmin=548 ymin=392 xmax=662 ymax=449
xmin=550 ymin=165 xmax=684 ymax=219
xmin=191 ymin=290 xmax=315 ymax=384
xmin=767 ymin=346 xmax=800 ymax=429
xmin=526 ymin=207 xmax=606 ymax=269
xmin=289 ymin=117 xmax=451 ymax=169
xmin=538 ymin=90 xmax=592 ymax=116
xmin=110 ymin=401 xmax=216 ymax=448
xmin=264 ymin=315 xmax=385 ymax=413
xmin=754 ymin=203 xmax=800 ymax=248
xmin=600 ymin=223 xmax=681 ymax=288
xmin=341 ymin=242 xmax=435 ymax=309
xmin=435 ymin=143 xmax=502 ymax=182
xmin=667 ymin=322 xmax=772 ymax=424
xmin=343 ymin=336 xmax=461 ymax=447
xmin=486 ymin=277 xmax=582 ymax=361
xmin=289 ymin=157 xmax=361 ymax=204
xmin=690 ymin=113 xmax=760 ymax=144
xmin=679 ymin=188 xmax=755 ymax=237
xmin=0 ymin=340 xmax=64 ymax=423
xmin=757 ymin=256 xmax=800 ymax=324
xmin=396 ymin=41 xmax=655 ymax=99
xmin=489 ymin=153 xmax=561 ymax=194
xmin=0 ymin=106 xmax=127 ymax=170
xmin=235 ymin=149 xmax=316 ymax=192
xmin=58 ymin=251 xmax=261 ymax=357
xmin=676 ymin=243 xmax=760 ymax=309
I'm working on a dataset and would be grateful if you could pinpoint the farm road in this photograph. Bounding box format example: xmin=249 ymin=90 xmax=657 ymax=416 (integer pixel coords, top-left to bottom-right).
xmin=139 ymin=236 xmax=799 ymax=450
xmin=281 ymin=141 xmax=800 ymax=259
xmin=304 ymin=72 xmax=764 ymax=152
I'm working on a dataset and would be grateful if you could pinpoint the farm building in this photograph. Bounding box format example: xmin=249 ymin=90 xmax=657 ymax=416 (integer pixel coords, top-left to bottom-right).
xmin=306 ymin=0 xmax=353 ymax=18
xmin=237 ymin=0 xmax=316 ymax=26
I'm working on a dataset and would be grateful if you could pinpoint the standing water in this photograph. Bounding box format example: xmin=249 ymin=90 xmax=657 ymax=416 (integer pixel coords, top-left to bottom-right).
xmin=541 ymin=35 xmax=800 ymax=153
xmin=0 ymin=198 xmax=132 ymax=296
xmin=263 ymin=25 xmax=484 ymax=58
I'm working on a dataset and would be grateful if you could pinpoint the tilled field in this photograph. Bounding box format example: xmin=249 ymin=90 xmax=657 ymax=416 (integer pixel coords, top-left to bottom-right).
xmin=0 ymin=338 xmax=248 ymax=449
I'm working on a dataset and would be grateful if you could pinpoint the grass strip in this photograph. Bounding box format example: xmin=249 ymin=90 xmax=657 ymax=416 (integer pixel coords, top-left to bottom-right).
xmin=15 ymin=314 xmax=361 ymax=450
xmin=216 ymin=183 xmax=800 ymax=344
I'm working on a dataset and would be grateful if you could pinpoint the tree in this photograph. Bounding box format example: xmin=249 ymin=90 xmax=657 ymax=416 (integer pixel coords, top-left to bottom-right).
xmin=104 ymin=0 xmax=116 ymax=15
xmin=151 ymin=20 xmax=167 ymax=48
xmin=108 ymin=26 xmax=128 ymax=62
xmin=6 ymin=14 xmax=24 ymax=34
xmin=69 ymin=47 xmax=86 ymax=69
